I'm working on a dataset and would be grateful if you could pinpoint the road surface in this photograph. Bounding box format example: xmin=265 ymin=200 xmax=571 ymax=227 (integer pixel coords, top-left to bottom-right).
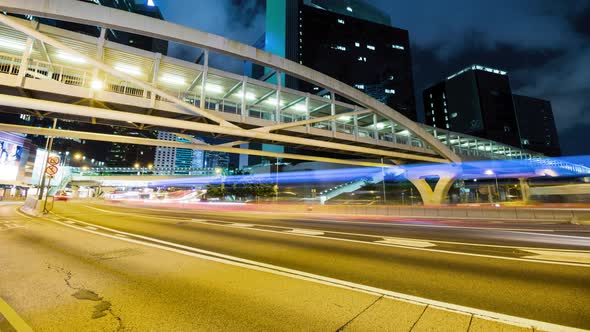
xmin=1 ymin=201 xmax=589 ymax=331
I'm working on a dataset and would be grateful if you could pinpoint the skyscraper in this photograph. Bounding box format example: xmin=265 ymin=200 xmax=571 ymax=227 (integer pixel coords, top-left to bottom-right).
xmin=513 ymin=95 xmax=561 ymax=156
xmin=255 ymin=0 xmax=417 ymax=120
xmin=423 ymin=65 xmax=521 ymax=148
xmin=154 ymin=132 xmax=205 ymax=174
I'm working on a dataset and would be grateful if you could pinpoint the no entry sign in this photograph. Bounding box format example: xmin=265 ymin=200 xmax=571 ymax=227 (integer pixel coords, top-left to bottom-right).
xmin=47 ymin=155 xmax=60 ymax=166
xmin=45 ymin=164 xmax=59 ymax=177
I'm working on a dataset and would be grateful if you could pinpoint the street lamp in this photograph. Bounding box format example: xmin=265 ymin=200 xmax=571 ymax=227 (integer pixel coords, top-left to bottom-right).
xmin=134 ymin=162 xmax=140 ymax=169
xmin=74 ymin=153 xmax=82 ymax=160
xmin=485 ymin=169 xmax=500 ymax=200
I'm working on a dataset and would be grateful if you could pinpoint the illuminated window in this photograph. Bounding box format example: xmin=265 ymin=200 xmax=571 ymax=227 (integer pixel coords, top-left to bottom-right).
xmin=355 ymin=42 xmax=360 ymax=47
xmin=385 ymin=89 xmax=395 ymax=94
xmin=357 ymin=56 xmax=367 ymax=62
xmin=338 ymin=19 xmax=345 ymax=24
xmin=367 ymin=45 xmax=375 ymax=50
xmin=334 ymin=45 xmax=347 ymax=51
xmin=147 ymin=0 xmax=155 ymax=6
xmin=346 ymin=6 xmax=353 ymax=12
xmin=391 ymin=44 xmax=405 ymax=50
xmin=355 ymin=84 xmax=365 ymax=90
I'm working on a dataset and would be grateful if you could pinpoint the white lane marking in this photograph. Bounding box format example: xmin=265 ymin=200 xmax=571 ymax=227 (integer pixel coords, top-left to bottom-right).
xmin=64 ymin=220 xmax=76 ymax=225
xmin=512 ymin=231 xmax=590 ymax=241
xmin=190 ymin=218 xmax=209 ymax=222
xmin=376 ymin=238 xmax=436 ymax=248
xmin=523 ymin=250 xmax=590 ymax=264
xmin=79 ymin=205 xmax=590 ymax=266
xmin=114 ymin=233 xmax=128 ymax=238
xmin=40 ymin=213 xmax=588 ymax=332
xmin=231 ymin=223 xmax=255 ymax=228
xmin=85 ymin=226 xmax=98 ymax=231
xmin=288 ymin=228 xmax=324 ymax=236
xmin=91 ymin=204 xmax=571 ymax=233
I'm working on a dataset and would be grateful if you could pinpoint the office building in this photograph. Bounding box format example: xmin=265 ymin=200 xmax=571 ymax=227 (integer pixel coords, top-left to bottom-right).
xmin=423 ymin=65 xmax=521 ymax=148
xmin=513 ymin=95 xmax=561 ymax=156
xmin=154 ymin=132 xmax=205 ymax=174
xmin=254 ymin=0 xmax=417 ymax=120
xmin=106 ymin=127 xmax=156 ymax=167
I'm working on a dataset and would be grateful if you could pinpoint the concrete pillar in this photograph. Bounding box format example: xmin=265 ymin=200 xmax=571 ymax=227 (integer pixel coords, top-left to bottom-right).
xmin=406 ymin=168 xmax=458 ymax=206
xmin=519 ymin=178 xmax=530 ymax=203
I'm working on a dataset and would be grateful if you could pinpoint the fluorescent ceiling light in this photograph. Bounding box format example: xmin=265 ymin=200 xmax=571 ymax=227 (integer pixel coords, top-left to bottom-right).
xmin=398 ymin=129 xmax=410 ymax=136
xmin=56 ymin=51 xmax=86 ymax=64
xmin=292 ymin=104 xmax=307 ymax=112
xmin=264 ymin=98 xmax=285 ymax=106
xmin=160 ymin=73 xmax=186 ymax=85
xmin=338 ymin=116 xmax=351 ymax=122
xmin=114 ymin=63 xmax=142 ymax=76
xmin=0 ymin=38 xmax=25 ymax=51
xmin=232 ymin=92 xmax=256 ymax=100
xmin=375 ymin=122 xmax=385 ymax=130
xmin=204 ymin=84 xmax=223 ymax=93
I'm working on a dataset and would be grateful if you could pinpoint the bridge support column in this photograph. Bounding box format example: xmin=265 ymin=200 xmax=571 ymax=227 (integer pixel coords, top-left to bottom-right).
xmin=406 ymin=168 xmax=458 ymax=206
xmin=519 ymin=178 xmax=530 ymax=203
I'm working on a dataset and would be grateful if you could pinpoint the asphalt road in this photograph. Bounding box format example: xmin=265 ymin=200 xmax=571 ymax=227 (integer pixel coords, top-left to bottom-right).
xmin=42 ymin=201 xmax=590 ymax=329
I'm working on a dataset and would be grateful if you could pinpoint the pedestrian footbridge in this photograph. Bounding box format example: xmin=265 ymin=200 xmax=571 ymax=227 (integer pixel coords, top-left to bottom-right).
xmin=0 ymin=0 xmax=586 ymax=204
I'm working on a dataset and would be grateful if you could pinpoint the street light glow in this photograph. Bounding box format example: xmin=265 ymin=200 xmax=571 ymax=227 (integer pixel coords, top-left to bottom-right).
xmin=91 ymin=79 xmax=104 ymax=90
xmin=484 ymin=169 xmax=495 ymax=175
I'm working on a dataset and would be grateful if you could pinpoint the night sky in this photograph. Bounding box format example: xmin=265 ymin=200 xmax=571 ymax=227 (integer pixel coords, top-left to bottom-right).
xmin=156 ymin=0 xmax=590 ymax=156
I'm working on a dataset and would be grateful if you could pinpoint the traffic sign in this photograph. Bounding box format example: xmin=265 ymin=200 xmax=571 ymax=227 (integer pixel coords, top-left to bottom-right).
xmin=47 ymin=155 xmax=60 ymax=166
xmin=45 ymin=164 xmax=59 ymax=176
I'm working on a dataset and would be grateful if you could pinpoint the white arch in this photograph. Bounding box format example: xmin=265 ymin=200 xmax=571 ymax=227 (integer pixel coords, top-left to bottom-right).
xmin=0 ymin=0 xmax=461 ymax=162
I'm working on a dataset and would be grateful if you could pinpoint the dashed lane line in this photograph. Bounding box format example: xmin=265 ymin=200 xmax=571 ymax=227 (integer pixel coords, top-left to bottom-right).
xmin=288 ymin=228 xmax=325 ymax=236
xmin=75 ymin=205 xmax=590 ymax=267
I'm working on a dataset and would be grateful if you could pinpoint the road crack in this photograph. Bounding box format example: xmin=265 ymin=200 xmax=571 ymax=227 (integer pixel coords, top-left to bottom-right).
xmin=47 ymin=264 xmax=125 ymax=331
xmin=336 ymin=295 xmax=384 ymax=331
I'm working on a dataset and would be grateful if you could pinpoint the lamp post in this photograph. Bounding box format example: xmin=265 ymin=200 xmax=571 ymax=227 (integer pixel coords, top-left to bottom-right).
xmin=485 ymin=169 xmax=499 ymax=201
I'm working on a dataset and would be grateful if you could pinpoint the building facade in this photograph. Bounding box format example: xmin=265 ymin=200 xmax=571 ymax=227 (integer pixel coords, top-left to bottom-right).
xmin=423 ymin=65 xmax=522 ymax=148
xmin=513 ymin=95 xmax=561 ymax=156
xmin=258 ymin=0 xmax=417 ymax=120
xmin=154 ymin=132 xmax=205 ymax=174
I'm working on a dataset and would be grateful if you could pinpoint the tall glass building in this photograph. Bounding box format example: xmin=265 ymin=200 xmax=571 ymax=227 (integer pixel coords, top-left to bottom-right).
xmin=423 ymin=65 xmax=561 ymax=155
xmin=255 ymin=0 xmax=417 ymax=120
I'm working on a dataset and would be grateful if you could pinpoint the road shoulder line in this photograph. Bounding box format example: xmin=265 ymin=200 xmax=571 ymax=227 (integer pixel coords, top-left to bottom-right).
xmin=0 ymin=296 xmax=33 ymax=332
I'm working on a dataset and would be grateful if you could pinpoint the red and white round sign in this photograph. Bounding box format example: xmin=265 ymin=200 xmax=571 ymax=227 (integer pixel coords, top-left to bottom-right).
xmin=47 ymin=155 xmax=60 ymax=166
xmin=45 ymin=165 xmax=59 ymax=176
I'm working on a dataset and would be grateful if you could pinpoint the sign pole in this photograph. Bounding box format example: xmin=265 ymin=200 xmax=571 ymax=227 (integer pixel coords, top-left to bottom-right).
xmin=38 ymin=119 xmax=58 ymax=209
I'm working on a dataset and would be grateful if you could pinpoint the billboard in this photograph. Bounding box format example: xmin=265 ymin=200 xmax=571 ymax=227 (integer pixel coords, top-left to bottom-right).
xmin=0 ymin=140 xmax=23 ymax=182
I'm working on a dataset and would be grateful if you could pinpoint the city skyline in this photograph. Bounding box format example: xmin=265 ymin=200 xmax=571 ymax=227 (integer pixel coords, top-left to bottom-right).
xmin=157 ymin=0 xmax=590 ymax=156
